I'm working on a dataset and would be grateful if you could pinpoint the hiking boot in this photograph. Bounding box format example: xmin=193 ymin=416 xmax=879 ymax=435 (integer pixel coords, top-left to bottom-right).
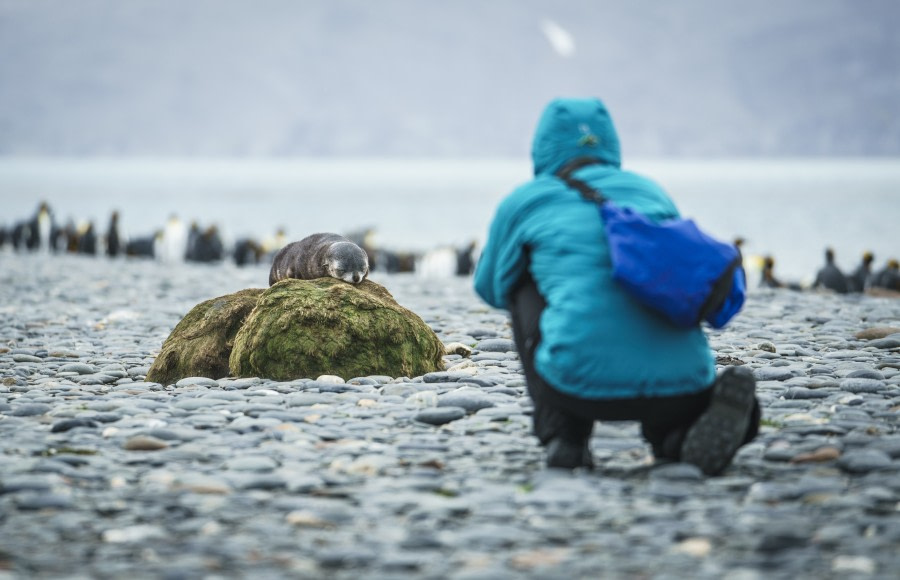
xmin=680 ymin=366 xmax=757 ymax=476
xmin=546 ymin=437 xmax=594 ymax=470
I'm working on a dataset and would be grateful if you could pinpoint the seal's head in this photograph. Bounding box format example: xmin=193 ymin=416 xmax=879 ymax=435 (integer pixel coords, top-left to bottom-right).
xmin=324 ymin=241 xmax=369 ymax=284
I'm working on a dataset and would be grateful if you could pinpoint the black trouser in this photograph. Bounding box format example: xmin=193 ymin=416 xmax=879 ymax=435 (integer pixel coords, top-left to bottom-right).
xmin=509 ymin=271 xmax=759 ymax=458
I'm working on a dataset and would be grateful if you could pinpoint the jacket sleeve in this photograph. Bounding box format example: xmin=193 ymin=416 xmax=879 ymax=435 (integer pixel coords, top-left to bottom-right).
xmin=473 ymin=193 xmax=529 ymax=310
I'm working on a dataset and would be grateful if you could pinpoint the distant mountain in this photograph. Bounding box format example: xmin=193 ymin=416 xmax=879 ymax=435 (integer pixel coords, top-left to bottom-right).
xmin=1 ymin=0 xmax=898 ymax=157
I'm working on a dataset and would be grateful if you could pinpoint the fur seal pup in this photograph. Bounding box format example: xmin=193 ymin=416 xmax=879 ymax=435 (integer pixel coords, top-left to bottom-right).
xmin=269 ymin=233 xmax=369 ymax=286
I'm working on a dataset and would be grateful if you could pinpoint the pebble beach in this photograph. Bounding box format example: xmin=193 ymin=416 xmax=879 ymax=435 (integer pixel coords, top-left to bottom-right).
xmin=1 ymin=252 xmax=899 ymax=579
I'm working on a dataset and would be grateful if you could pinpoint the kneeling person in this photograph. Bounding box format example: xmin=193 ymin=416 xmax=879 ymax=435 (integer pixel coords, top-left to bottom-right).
xmin=474 ymin=97 xmax=759 ymax=475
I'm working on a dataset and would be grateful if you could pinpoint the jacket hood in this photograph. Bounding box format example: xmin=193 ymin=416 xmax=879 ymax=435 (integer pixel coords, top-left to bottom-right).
xmin=531 ymin=97 xmax=622 ymax=176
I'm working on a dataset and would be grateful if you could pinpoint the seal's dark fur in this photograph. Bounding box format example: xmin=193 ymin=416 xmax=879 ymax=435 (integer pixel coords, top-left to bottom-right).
xmin=269 ymin=233 xmax=369 ymax=286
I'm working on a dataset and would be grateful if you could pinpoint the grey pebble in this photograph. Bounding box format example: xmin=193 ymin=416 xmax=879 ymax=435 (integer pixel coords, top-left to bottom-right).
xmin=2 ymin=253 xmax=900 ymax=580
xmin=474 ymin=338 xmax=516 ymax=353
xmin=10 ymin=403 xmax=52 ymax=416
xmin=58 ymin=363 xmax=97 ymax=375
xmin=753 ymin=367 xmax=795 ymax=381
xmin=15 ymin=492 xmax=73 ymax=511
xmin=869 ymin=337 xmax=900 ymax=349
xmin=438 ymin=389 xmax=496 ymax=412
xmin=223 ymin=455 xmax=280 ymax=472
xmin=415 ymin=406 xmax=467 ymax=425
xmin=840 ymin=378 xmax=886 ymax=393
xmin=51 ymin=418 xmax=100 ymax=433
xmin=837 ymin=449 xmax=893 ymax=473
xmin=175 ymin=376 xmax=220 ymax=388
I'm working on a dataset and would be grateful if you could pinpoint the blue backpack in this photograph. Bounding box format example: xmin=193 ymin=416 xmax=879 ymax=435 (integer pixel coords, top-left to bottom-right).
xmin=557 ymin=157 xmax=745 ymax=328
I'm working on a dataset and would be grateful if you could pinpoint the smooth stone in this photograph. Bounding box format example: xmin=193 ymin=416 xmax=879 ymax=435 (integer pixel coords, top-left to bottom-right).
xmin=837 ymin=449 xmax=892 ymax=473
xmin=127 ymin=365 xmax=151 ymax=377
xmin=405 ymin=391 xmax=439 ymax=408
xmin=144 ymin=427 xmax=204 ymax=441
xmin=347 ymin=377 xmax=379 ymax=386
xmin=12 ymin=354 xmax=44 ymax=363
xmin=51 ymin=418 xmax=100 ymax=433
xmin=10 ymin=403 xmax=52 ymax=416
xmin=869 ymin=337 xmax=900 ymax=349
xmin=1 ymin=474 xmax=65 ymax=493
xmin=840 ymin=378 xmax=886 ymax=393
xmin=231 ymin=473 xmax=287 ymax=491
xmin=175 ymin=376 xmax=220 ymax=388
xmin=474 ymin=338 xmax=516 ymax=353
xmin=437 ymin=387 xmax=496 ymax=412
xmin=76 ymin=373 xmax=120 ymax=385
xmin=785 ymin=387 xmax=832 ymax=400
xmin=423 ymin=371 xmax=481 ymax=383
xmin=15 ymin=492 xmax=73 ymax=511
xmin=467 ymin=328 xmax=498 ymax=339
xmin=223 ymin=455 xmax=279 ymax=472
xmin=102 ymin=524 xmax=167 ymax=543
xmin=415 ymin=406 xmax=466 ymax=425
xmin=174 ymin=397 xmax=228 ymax=410
xmin=286 ymin=393 xmax=335 ymax=407
xmin=649 ymin=463 xmax=704 ymax=481
xmin=123 ymin=435 xmax=169 ymax=451
xmin=855 ymin=327 xmax=900 ymax=340
xmin=172 ymin=474 xmax=232 ymax=494
xmin=753 ymin=367 xmax=795 ymax=381
xmin=869 ymin=437 xmax=900 ymax=459
xmin=845 ymin=369 xmax=885 ymax=380
xmin=57 ymin=363 xmax=97 ymax=375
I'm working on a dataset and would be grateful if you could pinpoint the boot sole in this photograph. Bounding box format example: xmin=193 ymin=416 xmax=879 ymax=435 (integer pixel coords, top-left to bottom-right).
xmin=680 ymin=366 xmax=756 ymax=476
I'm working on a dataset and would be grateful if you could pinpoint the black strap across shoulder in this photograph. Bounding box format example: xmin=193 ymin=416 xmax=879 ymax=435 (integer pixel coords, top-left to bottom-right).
xmin=555 ymin=157 xmax=607 ymax=204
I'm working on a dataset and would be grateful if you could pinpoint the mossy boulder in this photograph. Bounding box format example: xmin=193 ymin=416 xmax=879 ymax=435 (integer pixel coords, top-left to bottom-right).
xmin=146 ymin=288 xmax=265 ymax=385
xmin=229 ymin=278 xmax=444 ymax=381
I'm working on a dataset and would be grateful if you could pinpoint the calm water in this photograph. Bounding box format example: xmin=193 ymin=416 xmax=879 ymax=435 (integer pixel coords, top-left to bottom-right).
xmin=1 ymin=157 xmax=898 ymax=283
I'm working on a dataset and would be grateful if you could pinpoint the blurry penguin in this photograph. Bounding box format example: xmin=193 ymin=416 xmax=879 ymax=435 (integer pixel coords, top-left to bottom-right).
xmin=77 ymin=222 xmax=98 ymax=255
xmin=812 ymin=248 xmax=849 ymax=294
xmin=418 ymin=246 xmax=457 ymax=278
xmin=155 ymin=215 xmax=189 ymax=263
xmin=849 ymin=251 xmax=875 ymax=292
xmin=105 ymin=211 xmax=122 ymax=258
xmin=26 ymin=201 xmax=56 ymax=253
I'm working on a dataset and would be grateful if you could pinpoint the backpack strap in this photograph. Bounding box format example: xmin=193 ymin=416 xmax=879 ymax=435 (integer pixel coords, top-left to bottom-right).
xmin=555 ymin=157 xmax=607 ymax=204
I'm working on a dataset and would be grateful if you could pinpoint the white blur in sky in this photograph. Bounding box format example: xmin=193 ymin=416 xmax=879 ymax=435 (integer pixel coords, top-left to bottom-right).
xmin=540 ymin=19 xmax=576 ymax=58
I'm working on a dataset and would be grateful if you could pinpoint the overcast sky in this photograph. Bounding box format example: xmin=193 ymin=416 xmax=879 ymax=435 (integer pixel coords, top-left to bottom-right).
xmin=1 ymin=0 xmax=898 ymax=157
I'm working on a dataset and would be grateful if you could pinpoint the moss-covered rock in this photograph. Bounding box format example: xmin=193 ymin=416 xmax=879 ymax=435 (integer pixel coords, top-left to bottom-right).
xmin=229 ymin=278 xmax=444 ymax=381
xmin=146 ymin=288 xmax=265 ymax=385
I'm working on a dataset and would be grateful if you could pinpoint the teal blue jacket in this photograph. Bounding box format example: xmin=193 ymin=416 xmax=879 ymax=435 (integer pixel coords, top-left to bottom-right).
xmin=474 ymin=98 xmax=715 ymax=399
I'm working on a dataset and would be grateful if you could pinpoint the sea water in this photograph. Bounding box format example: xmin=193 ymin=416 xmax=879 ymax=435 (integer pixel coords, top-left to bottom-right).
xmin=0 ymin=157 xmax=897 ymax=283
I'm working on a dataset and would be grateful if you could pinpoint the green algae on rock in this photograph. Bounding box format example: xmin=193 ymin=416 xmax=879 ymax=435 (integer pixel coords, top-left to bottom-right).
xmin=146 ymin=288 xmax=265 ymax=385
xmin=229 ymin=278 xmax=444 ymax=381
